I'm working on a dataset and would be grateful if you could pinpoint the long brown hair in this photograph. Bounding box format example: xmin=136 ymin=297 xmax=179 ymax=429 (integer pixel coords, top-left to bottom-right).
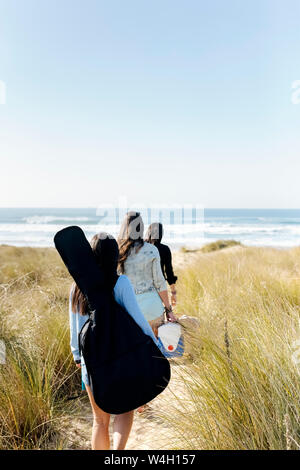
xmin=71 ymin=232 xmax=119 ymax=315
xmin=117 ymin=211 xmax=144 ymax=273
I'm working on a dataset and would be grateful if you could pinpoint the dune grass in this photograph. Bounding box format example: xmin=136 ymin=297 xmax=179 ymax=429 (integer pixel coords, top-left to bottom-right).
xmin=0 ymin=246 xmax=81 ymax=450
xmin=180 ymin=239 xmax=241 ymax=254
xmin=169 ymin=246 xmax=300 ymax=450
xmin=1 ymin=244 xmax=300 ymax=449
xmin=200 ymin=239 xmax=242 ymax=253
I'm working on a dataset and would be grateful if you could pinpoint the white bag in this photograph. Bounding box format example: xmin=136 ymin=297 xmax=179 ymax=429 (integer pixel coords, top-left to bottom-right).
xmin=157 ymin=322 xmax=184 ymax=358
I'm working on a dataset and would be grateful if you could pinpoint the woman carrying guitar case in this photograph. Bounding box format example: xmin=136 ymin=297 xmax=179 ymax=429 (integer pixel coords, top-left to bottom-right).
xmin=54 ymin=226 xmax=170 ymax=450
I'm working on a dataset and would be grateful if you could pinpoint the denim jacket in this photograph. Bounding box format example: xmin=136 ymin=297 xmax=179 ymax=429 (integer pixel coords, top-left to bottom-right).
xmin=123 ymin=242 xmax=167 ymax=295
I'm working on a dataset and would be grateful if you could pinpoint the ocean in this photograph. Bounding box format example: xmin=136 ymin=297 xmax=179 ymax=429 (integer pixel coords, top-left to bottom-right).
xmin=0 ymin=208 xmax=299 ymax=249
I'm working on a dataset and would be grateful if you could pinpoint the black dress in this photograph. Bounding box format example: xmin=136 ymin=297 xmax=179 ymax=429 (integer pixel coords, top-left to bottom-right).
xmin=154 ymin=242 xmax=178 ymax=286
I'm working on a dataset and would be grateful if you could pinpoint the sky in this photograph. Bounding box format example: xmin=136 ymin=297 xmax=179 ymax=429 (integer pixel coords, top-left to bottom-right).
xmin=0 ymin=0 xmax=300 ymax=208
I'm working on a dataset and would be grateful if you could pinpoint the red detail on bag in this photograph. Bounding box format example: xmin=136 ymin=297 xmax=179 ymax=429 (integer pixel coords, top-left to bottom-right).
xmin=168 ymin=345 xmax=174 ymax=351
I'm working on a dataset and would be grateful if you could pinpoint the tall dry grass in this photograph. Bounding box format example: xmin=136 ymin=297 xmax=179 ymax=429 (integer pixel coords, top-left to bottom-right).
xmin=168 ymin=246 xmax=300 ymax=450
xmin=0 ymin=246 xmax=81 ymax=449
xmin=1 ymin=244 xmax=300 ymax=450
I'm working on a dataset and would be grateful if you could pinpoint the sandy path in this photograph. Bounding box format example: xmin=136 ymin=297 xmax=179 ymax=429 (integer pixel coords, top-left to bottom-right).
xmin=61 ymin=253 xmax=192 ymax=450
xmin=61 ymin=361 xmax=188 ymax=450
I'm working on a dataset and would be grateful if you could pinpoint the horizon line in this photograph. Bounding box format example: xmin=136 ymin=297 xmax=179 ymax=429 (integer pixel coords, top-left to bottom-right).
xmin=0 ymin=207 xmax=299 ymax=211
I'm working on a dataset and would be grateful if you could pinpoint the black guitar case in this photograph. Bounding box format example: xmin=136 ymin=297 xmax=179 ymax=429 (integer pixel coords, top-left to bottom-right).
xmin=54 ymin=226 xmax=171 ymax=414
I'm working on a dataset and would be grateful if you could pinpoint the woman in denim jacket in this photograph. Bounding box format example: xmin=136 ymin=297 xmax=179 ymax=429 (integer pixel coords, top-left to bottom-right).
xmin=117 ymin=212 xmax=177 ymax=337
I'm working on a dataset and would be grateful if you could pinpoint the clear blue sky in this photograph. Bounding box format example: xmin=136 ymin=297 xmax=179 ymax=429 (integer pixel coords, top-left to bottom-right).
xmin=0 ymin=0 xmax=300 ymax=208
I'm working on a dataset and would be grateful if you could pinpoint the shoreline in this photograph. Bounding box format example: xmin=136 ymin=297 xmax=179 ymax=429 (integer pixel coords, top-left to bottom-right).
xmin=1 ymin=208 xmax=300 ymax=251
xmin=0 ymin=242 xmax=298 ymax=252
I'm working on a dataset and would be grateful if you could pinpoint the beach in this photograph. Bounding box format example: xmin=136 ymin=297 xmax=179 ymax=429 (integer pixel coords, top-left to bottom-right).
xmin=0 ymin=242 xmax=299 ymax=450
xmin=1 ymin=208 xmax=300 ymax=248
xmin=1 ymin=0 xmax=300 ymax=457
